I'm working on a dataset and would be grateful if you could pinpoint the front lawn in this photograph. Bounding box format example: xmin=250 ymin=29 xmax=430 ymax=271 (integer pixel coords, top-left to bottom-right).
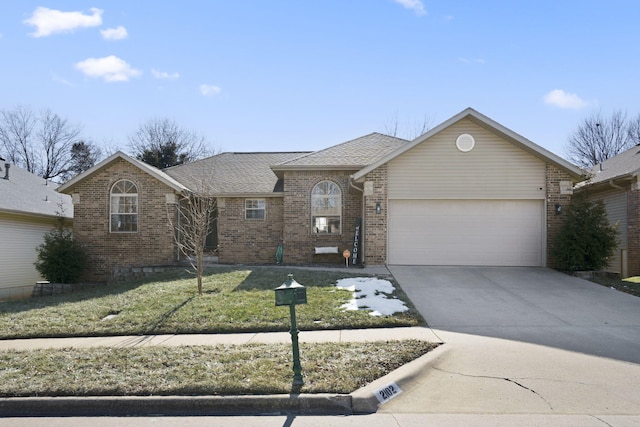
xmin=0 ymin=340 xmax=437 ymax=396
xmin=0 ymin=266 xmax=423 ymax=339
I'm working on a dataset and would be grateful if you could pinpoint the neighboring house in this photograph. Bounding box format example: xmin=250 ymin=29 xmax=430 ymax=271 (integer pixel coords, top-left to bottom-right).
xmin=57 ymin=108 xmax=583 ymax=282
xmin=0 ymin=159 xmax=73 ymax=300
xmin=577 ymin=145 xmax=640 ymax=277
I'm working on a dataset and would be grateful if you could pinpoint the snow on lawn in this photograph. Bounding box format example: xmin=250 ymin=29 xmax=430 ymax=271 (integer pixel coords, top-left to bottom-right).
xmin=335 ymin=277 xmax=408 ymax=317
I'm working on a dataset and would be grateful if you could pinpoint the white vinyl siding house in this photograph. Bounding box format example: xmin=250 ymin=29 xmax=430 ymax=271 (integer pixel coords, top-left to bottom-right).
xmin=0 ymin=215 xmax=57 ymax=299
xmin=0 ymin=162 xmax=73 ymax=300
xmin=593 ymin=189 xmax=628 ymax=276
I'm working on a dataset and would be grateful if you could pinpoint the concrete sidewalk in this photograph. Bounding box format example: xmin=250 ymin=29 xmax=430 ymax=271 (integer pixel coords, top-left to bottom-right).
xmin=0 ymin=326 xmax=438 ymax=350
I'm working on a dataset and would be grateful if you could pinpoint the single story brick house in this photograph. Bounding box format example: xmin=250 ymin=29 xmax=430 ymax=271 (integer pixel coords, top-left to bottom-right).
xmin=57 ymin=108 xmax=583 ymax=282
xmin=0 ymin=160 xmax=73 ymax=299
xmin=577 ymin=144 xmax=640 ymax=277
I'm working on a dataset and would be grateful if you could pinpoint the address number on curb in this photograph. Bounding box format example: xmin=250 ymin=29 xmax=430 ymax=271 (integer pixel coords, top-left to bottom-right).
xmin=373 ymin=382 xmax=402 ymax=404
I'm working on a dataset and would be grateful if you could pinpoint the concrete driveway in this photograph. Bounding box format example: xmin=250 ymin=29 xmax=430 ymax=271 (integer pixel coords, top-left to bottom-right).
xmin=389 ymin=266 xmax=640 ymax=364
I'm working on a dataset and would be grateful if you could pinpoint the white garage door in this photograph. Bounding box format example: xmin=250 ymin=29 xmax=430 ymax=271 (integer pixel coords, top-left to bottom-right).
xmin=388 ymin=200 xmax=544 ymax=266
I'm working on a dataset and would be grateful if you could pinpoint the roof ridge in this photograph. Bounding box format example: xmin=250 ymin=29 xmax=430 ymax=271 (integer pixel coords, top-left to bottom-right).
xmin=275 ymin=132 xmax=407 ymax=167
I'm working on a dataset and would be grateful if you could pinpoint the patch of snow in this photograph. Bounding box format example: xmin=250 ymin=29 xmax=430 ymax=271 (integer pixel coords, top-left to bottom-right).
xmin=335 ymin=277 xmax=408 ymax=316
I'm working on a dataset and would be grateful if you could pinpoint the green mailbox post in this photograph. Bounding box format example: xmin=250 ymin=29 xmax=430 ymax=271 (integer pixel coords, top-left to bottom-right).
xmin=275 ymin=274 xmax=307 ymax=387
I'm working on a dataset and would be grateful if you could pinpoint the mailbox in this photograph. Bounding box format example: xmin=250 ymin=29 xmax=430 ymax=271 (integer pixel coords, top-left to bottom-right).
xmin=275 ymin=274 xmax=307 ymax=306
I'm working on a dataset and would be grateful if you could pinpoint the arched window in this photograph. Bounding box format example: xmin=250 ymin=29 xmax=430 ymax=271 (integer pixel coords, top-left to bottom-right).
xmin=311 ymin=181 xmax=341 ymax=234
xmin=110 ymin=179 xmax=138 ymax=233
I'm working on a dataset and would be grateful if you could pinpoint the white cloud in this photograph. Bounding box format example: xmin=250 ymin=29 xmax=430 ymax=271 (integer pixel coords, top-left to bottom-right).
xmin=24 ymin=7 xmax=103 ymax=37
xmin=101 ymin=26 xmax=128 ymax=40
xmin=152 ymin=69 xmax=180 ymax=80
xmin=393 ymin=0 xmax=427 ymax=16
xmin=199 ymin=84 xmax=221 ymax=96
xmin=75 ymin=55 xmax=142 ymax=82
xmin=544 ymin=89 xmax=589 ymax=109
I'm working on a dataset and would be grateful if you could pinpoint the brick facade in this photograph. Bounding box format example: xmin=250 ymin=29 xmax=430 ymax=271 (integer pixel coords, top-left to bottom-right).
xmin=545 ymin=163 xmax=574 ymax=269
xmin=281 ymin=171 xmax=362 ymax=264
xmin=71 ymin=159 xmax=179 ymax=282
xmin=217 ymin=196 xmax=285 ymax=264
xmin=361 ymin=165 xmax=388 ymax=265
xmin=628 ymin=189 xmax=640 ymax=277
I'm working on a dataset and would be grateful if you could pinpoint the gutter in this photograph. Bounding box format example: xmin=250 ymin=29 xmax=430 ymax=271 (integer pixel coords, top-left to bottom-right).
xmin=609 ymin=180 xmax=624 ymax=191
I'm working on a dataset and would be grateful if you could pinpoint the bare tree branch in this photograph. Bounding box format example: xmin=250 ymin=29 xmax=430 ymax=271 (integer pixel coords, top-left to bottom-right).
xmin=0 ymin=105 xmax=97 ymax=181
xmin=167 ymin=164 xmax=217 ymax=295
xmin=129 ymin=117 xmax=212 ymax=169
xmin=566 ymin=110 xmax=635 ymax=168
xmin=382 ymin=112 xmax=432 ymax=140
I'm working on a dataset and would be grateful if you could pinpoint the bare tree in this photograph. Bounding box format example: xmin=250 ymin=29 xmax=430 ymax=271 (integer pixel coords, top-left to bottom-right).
xmin=0 ymin=105 xmax=97 ymax=181
xmin=0 ymin=105 xmax=38 ymax=172
xmin=39 ymin=109 xmax=83 ymax=180
xmin=566 ymin=110 xmax=637 ymax=168
xmin=129 ymin=117 xmax=211 ymax=169
xmin=167 ymin=166 xmax=217 ymax=295
xmin=383 ymin=112 xmax=433 ymax=140
xmin=628 ymin=113 xmax=640 ymax=145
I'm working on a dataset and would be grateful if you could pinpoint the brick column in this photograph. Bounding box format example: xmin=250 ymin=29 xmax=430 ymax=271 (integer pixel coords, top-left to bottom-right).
xmin=362 ymin=165 xmax=388 ymax=265
xmin=546 ymin=163 xmax=574 ymax=268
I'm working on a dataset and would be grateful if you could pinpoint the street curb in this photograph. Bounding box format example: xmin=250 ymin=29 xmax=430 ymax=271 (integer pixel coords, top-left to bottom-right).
xmin=0 ymin=394 xmax=353 ymax=417
xmin=351 ymin=342 xmax=449 ymax=414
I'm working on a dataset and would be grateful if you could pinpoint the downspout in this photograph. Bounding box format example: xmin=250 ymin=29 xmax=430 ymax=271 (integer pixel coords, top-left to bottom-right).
xmin=609 ymin=180 xmax=624 ymax=191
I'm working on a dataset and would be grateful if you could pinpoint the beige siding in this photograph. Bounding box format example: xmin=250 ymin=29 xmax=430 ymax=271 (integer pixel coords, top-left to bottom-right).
xmin=0 ymin=215 xmax=54 ymax=299
xmin=388 ymin=119 xmax=546 ymax=200
xmin=593 ymin=190 xmax=628 ymax=274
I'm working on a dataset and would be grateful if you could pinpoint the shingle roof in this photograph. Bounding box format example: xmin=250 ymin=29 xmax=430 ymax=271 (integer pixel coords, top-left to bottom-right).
xmin=57 ymin=151 xmax=188 ymax=195
xmin=0 ymin=162 xmax=72 ymax=219
xmin=274 ymin=133 xmax=408 ymax=169
xmin=584 ymin=144 xmax=640 ymax=185
xmin=164 ymin=152 xmax=309 ymax=195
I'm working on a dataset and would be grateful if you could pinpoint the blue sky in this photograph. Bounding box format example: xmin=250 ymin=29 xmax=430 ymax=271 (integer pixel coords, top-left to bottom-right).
xmin=1 ymin=1 xmax=639 ymax=159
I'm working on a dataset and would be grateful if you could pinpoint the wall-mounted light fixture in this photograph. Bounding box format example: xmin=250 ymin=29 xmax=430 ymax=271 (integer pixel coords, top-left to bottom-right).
xmin=375 ymin=202 xmax=382 ymax=214
xmin=555 ymin=204 xmax=562 ymax=215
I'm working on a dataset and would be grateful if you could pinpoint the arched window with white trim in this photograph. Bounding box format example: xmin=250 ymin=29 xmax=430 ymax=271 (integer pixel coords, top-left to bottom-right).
xmin=311 ymin=180 xmax=341 ymax=234
xmin=110 ymin=179 xmax=138 ymax=233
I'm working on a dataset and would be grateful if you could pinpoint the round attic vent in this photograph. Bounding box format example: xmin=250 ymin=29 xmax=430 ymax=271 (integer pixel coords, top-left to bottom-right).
xmin=456 ymin=133 xmax=475 ymax=152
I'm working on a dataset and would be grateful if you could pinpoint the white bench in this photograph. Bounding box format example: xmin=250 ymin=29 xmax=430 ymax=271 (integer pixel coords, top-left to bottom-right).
xmin=313 ymin=246 xmax=342 ymax=263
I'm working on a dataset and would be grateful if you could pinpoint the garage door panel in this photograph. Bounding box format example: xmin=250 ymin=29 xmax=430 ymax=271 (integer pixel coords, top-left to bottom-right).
xmin=388 ymin=200 xmax=543 ymax=266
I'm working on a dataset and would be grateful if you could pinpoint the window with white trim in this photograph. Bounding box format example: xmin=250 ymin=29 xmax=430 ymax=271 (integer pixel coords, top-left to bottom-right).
xmin=245 ymin=198 xmax=266 ymax=220
xmin=311 ymin=181 xmax=341 ymax=234
xmin=110 ymin=179 xmax=138 ymax=233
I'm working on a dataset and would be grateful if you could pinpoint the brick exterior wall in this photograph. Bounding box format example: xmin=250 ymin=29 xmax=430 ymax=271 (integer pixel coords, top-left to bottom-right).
xmin=546 ymin=163 xmax=574 ymax=269
xmin=281 ymin=171 xmax=362 ymax=264
xmin=361 ymin=165 xmax=388 ymax=265
xmin=628 ymin=188 xmax=640 ymax=277
xmin=71 ymin=158 xmax=179 ymax=282
xmin=217 ymin=196 xmax=285 ymax=264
